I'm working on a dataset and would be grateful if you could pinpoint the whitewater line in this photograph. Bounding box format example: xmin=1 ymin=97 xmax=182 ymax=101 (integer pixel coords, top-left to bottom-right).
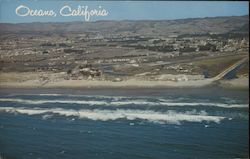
xmin=0 ymin=98 xmax=248 ymax=108
xmin=0 ymin=107 xmax=225 ymax=124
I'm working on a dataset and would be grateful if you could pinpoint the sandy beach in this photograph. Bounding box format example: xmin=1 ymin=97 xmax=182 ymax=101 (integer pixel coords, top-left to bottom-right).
xmin=219 ymin=77 xmax=249 ymax=89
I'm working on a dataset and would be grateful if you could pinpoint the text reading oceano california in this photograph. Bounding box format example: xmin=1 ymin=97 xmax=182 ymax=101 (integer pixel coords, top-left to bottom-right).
xmin=15 ymin=5 xmax=109 ymax=21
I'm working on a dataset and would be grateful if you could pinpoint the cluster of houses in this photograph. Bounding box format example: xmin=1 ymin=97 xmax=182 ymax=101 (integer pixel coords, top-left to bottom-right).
xmin=123 ymin=36 xmax=249 ymax=54
xmin=68 ymin=64 xmax=102 ymax=80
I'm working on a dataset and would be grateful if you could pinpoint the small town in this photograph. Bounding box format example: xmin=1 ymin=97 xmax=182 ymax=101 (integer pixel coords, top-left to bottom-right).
xmin=0 ymin=15 xmax=249 ymax=87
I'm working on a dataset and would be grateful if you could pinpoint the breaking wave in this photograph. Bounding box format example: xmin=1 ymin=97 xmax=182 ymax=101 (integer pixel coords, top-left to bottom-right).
xmin=0 ymin=107 xmax=225 ymax=124
xmin=0 ymin=98 xmax=248 ymax=108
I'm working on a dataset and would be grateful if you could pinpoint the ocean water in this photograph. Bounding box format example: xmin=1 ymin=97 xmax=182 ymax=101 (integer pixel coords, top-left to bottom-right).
xmin=0 ymin=87 xmax=249 ymax=159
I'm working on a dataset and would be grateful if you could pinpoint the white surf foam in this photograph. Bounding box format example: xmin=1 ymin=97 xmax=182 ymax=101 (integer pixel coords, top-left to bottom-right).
xmin=0 ymin=107 xmax=225 ymax=124
xmin=0 ymin=98 xmax=248 ymax=108
xmin=42 ymin=114 xmax=53 ymax=120
xmin=6 ymin=94 xmax=183 ymax=102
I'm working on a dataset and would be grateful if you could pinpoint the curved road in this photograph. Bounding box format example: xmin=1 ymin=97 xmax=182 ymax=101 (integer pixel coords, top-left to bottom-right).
xmin=213 ymin=57 xmax=248 ymax=81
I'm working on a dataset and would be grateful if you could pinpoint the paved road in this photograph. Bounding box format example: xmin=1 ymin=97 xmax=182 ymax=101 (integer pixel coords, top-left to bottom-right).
xmin=213 ymin=57 xmax=248 ymax=81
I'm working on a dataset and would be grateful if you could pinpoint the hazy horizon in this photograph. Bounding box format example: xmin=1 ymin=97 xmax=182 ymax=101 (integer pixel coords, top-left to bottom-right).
xmin=0 ymin=14 xmax=248 ymax=25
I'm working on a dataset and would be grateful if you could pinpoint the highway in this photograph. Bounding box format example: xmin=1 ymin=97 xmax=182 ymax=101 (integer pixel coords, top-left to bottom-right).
xmin=213 ymin=57 xmax=249 ymax=81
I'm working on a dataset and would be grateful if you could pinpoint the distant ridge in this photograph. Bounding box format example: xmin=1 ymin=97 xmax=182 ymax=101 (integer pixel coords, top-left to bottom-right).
xmin=0 ymin=15 xmax=248 ymax=36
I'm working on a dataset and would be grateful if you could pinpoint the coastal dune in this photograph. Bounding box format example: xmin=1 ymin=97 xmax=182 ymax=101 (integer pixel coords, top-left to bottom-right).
xmin=0 ymin=72 xmax=248 ymax=89
xmin=0 ymin=72 xmax=214 ymax=88
xmin=0 ymin=75 xmax=248 ymax=89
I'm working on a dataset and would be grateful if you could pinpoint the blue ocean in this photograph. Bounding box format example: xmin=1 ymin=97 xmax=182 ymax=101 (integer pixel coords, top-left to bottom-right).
xmin=0 ymin=87 xmax=249 ymax=159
